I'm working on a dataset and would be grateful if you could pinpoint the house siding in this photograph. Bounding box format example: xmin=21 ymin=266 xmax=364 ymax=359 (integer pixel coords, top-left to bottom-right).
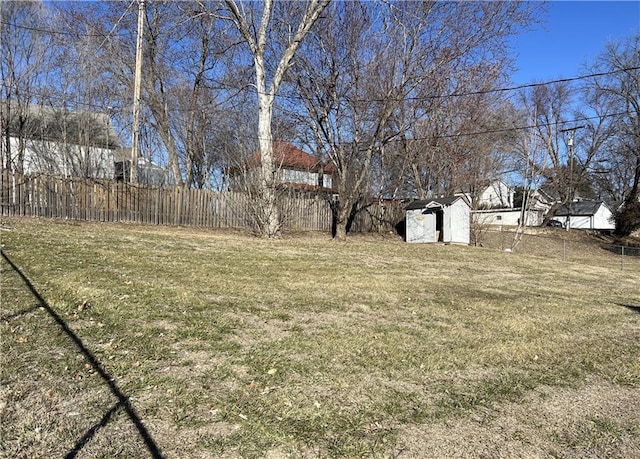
xmin=8 ymin=137 xmax=115 ymax=179
xmin=594 ymin=205 xmax=615 ymax=230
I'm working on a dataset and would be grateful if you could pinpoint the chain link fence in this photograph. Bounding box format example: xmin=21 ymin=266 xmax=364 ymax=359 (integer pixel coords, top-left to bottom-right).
xmin=474 ymin=228 xmax=640 ymax=271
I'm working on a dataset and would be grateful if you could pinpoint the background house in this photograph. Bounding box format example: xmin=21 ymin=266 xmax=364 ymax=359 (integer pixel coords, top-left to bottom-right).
xmin=405 ymin=196 xmax=470 ymax=244
xmin=459 ymin=179 xmax=546 ymax=227
xmin=456 ymin=179 xmax=514 ymax=209
xmin=114 ymin=148 xmax=174 ymax=187
xmin=228 ymin=141 xmax=335 ymax=192
xmin=2 ymin=104 xmax=118 ymax=179
xmin=527 ymin=188 xmax=556 ymax=214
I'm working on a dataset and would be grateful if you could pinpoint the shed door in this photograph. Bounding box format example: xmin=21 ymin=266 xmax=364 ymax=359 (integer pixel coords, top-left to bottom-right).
xmin=406 ymin=209 xmax=436 ymax=243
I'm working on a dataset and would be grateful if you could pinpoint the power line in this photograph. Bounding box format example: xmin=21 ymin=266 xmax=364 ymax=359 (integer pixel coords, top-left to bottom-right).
xmin=266 ymin=66 xmax=640 ymax=103
xmin=0 ymin=20 xmax=112 ymax=38
xmin=13 ymin=86 xmax=631 ymax=144
xmin=414 ymin=67 xmax=640 ymax=100
xmin=430 ymin=111 xmax=628 ymax=141
xmin=4 ymin=17 xmax=637 ymax=105
xmin=97 ymin=1 xmax=136 ymax=50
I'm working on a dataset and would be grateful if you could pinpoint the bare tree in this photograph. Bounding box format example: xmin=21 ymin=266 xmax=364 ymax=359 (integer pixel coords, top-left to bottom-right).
xmin=1 ymin=0 xmax=58 ymax=173
xmin=62 ymin=2 xmax=238 ymax=187
xmin=291 ymin=1 xmax=537 ymax=239
xmin=517 ymin=82 xmax=575 ymax=206
xmin=394 ymin=90 xmax=519 ymax=206
xmin=518 ymin=76 xmax=621 ymax=228
xmin=220 ymin=0 xmax=329 ymax=237
xmin=585 ymin=33 xmax=640 ymax=235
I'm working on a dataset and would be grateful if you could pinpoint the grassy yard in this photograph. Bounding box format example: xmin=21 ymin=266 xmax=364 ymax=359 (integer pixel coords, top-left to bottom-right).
xmin=1 ymin=218 xmax=639 ymax=458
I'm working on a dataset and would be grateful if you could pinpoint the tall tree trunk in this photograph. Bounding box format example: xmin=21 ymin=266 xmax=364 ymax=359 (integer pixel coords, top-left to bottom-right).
xmin=256 ymin=91 xmax=279 ymax=237
xmin=224 ymin=0 xmax=329 ymax=237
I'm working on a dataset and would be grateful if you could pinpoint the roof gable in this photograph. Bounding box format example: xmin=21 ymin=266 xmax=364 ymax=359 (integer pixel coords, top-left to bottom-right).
xmin=455 ymin=179 xmax=512 ymax=195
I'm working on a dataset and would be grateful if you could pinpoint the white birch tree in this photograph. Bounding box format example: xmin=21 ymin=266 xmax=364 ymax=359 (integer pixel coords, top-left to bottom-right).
xmin=221 ymin=0 xmax=329 ymax=237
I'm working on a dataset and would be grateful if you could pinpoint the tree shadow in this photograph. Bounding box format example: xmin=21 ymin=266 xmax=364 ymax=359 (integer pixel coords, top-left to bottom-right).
xmin=1 ymin=250 xmax=164 ymax=458
xmin=618 ymin=303 xmax=640 ymax=314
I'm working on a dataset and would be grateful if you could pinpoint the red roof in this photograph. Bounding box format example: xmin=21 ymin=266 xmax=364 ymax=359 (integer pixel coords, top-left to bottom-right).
xmin=274 ymin=142 xmax=320 ymax=170
xmin=230 ymin=142 xmax=337 ymax=192
xmin=245 ymin=141 xmax=335 ymax=172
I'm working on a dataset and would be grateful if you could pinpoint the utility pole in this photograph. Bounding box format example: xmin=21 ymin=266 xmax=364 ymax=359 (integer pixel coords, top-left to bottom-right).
xmin=560 ymin=125 xmax=584 ymax=231
xmin=131 ymin=0 xmax=145 ymax=184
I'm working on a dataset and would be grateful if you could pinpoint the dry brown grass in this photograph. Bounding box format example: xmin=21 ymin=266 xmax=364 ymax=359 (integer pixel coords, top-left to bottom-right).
xmin=1 ymin=217 xmax=639 ymax=458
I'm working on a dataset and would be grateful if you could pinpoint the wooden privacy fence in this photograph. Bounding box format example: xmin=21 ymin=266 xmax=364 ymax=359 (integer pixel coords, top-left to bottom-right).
xmin=1 ymin=171 xmax=403 ymax=233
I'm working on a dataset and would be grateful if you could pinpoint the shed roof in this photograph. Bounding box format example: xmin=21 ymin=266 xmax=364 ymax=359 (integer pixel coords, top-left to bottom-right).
xmin=405 ymin=196 xmax=467 ymax=210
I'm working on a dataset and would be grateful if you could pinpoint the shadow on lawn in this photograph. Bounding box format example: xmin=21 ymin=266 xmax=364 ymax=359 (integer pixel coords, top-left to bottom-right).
xmin=618 ymin=303 xmax=640 ymax=314
xmin=1 ymin=250 xmax=164 ymax=459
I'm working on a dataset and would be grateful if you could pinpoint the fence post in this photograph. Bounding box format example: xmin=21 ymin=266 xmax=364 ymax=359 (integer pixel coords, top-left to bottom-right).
xmin=621 ymin=246 xmax=625 ymax=271
xmin=563 ymin=239 xmax=567 ymax=261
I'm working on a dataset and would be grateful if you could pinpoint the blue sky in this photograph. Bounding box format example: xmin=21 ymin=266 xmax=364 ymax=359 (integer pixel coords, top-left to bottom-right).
xmin=510 ymin=1 xmax=639 ymax=84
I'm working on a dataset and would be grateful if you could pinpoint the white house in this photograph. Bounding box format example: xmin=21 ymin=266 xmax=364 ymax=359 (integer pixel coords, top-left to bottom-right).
xmin=2 ymin=104 xmax=118 ymax=179
xmin=405 ymin=196 xmax=470 ymax=244
xmin=458 ymin=179 xmax=543 ymax=228
xmin=553 ymin=201 xmax=615 ymax=230
xmin=456 ymin=179 xmax=514 ymax=209
xmin=527 ymin=188 xmax=557 ymax=214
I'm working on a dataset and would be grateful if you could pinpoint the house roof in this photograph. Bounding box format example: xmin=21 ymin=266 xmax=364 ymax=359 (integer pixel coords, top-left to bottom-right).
xmin=2 ymin=102 xmax=120 ymax=149
xmin=405 ymin=196 xmax=468 ymax=210
xmin=243 ymin=141 xmax=334 ymax=172
xmin=554 ymin=200 xmax=610 ymax=216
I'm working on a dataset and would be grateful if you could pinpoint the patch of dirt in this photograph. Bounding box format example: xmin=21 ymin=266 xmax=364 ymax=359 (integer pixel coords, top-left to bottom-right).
xmin=394 ymin=379 xmax=640 ymax=458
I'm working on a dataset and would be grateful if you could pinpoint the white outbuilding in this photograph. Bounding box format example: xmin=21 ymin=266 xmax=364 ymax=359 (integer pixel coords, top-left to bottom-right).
xmin=553 ymin=200 xmax=615 ymax=230
xmin=405 ymin=196 xmax=470 ymax=244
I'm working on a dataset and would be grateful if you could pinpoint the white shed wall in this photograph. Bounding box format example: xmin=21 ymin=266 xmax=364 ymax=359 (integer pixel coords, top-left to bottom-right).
xmin=406 ymin=209 xmax=436 ymax=243
xmin=448 ymin=200 xmax=470 ymax=244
